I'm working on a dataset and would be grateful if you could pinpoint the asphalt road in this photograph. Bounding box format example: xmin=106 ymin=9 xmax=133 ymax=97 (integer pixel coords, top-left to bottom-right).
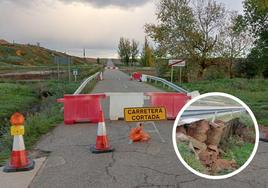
xmin=30 ymin=60 xmax=268 ymax=188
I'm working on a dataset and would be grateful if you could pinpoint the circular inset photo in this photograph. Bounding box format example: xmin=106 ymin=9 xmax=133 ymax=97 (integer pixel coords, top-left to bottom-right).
xmin=172 ymin=92 xmax=259 ymax=179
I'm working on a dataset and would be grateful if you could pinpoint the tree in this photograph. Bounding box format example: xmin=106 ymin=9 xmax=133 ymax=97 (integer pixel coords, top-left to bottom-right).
xmin=240 ymin=0 xmax=268 ymax=77
xmin=217 ymin=12 xmax=253 ymax=78
xmin=141 ymin=37 xmax=154 ymax=67
xmin=130 ymin=39 xmax=139 ymax=66
xmin=118 ymin=37 xmax=131 ymax=66
xmin=242 ymin=0 xmax=268 ymax=37
xmin=145 ymin=0 xmax=227 ymax=79
xmin=96 ymin=57 xmax=100 ymax=64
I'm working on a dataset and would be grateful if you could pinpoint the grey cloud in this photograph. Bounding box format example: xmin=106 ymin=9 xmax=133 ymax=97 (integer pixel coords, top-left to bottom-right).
xmin=59 ymin=0 xmax=150 ymax=8
xmin=4 ymin=0 xmax=150 ymax=8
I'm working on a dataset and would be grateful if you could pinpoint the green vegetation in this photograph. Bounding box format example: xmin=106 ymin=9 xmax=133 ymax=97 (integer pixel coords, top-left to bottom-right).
xmin=180 ymin=78 xmax=268 ymax=126
xmin=0 ymin=40 xmax=102 ymax=166
xmin=177 ymin=142 xmax=205 ymax=172
xmin=0 ymin=81 xmax=79 ymax=165
xmin=140 ymin=37 xmax=154 ymax=67
xmin=236 ymin=0 xmax=268 ymax=78
xmin=117 ymin=38 xmax=139 ymax=66
xmin=0 ymin=42 xmax=96 ymax=66
xmin=0 ymin=77 xmax=99 ymax=166
xmin=223 ymin=137 xmax=254 ymax=167
xmin=0 ymin=83 xmax=37 ymax=119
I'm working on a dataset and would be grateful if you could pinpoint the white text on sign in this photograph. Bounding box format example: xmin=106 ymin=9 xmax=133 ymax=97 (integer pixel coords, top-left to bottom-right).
xmin=124 ymin=107 xmax=166 ymax=122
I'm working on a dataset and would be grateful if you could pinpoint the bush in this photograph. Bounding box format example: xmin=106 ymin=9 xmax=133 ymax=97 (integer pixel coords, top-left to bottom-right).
xmin=155 ymin=59 xmax=169 ymax=77
xmin=234 ymin=59 xmax=259 ymax=79
xmin=203 ymin=67 xmax=226 ymax=80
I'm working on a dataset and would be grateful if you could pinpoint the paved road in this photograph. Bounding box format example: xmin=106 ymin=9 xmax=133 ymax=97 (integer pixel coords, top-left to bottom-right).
xmin=30 ymin=60 xmax=268 ymax=188
xmin=106 ymin=59 xmax=115 ymax=67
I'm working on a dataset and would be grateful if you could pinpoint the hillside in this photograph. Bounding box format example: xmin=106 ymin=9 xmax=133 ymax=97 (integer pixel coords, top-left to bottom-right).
xmin=0 ymin=39 xmax=96 ymax=66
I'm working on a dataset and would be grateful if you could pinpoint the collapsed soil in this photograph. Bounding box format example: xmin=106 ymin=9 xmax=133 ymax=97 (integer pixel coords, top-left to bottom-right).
xmin=176 ymin=118 xmax=255 ymax=175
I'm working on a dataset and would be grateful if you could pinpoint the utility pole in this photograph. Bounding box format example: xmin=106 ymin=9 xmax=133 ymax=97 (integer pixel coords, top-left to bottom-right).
xmin=68 ymin=56 xmax=71 ymax=82
xmin=171 ymin=66 xmax=174 ymax=83
xmin=83 ymin=48 xmax=86 ymax=58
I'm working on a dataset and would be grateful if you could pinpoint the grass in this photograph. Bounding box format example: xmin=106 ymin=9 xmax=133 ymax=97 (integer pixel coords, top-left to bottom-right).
xmin=148 ymin=78 xmax=268 ymax=126
xmin=223 ymin=137 xmax=254 ymax=167
xmin=177 ymin=78 xmax=268 ymax=126
xmin=0 ymin=72 xmax=99 ymax=165
xmin=177 ymin=142 xmax=205 ymax=172
xmin=0 ymin=83 xmax=37 ymax=119
xmin=0 ymin=42 xmax=96 ymax=66
xmin=0 ymin=81 xmax=79 ymax=165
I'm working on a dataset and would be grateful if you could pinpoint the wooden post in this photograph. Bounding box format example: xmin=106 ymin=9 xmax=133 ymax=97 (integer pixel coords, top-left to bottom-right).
xmin=180 ymin=67 xmax=182 ymax=84
xmin=171 ymin=66 xmax=174 ymax=83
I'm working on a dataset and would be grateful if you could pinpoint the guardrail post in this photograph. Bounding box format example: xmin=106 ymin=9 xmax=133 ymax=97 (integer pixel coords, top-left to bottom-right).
xmin=142 ymin=74 xmax=188 ymax=93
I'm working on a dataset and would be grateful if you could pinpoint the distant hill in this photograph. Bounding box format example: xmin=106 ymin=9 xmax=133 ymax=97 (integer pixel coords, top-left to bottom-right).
xmin=0 ymin=39 xmax=97 ymax=66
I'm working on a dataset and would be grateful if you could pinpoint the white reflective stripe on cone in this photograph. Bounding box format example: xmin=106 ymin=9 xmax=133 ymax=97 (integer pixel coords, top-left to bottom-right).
xmin=12 ymin=135 xmax=25 ymax=151
xmin=97 ymin=122 xmax=107 ymax=136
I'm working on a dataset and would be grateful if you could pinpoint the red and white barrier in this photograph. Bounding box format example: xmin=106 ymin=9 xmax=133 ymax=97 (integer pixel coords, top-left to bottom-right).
xmin=131 ymin=72 xmax=142 ymax=82
xmin=107 ymin=93 xmax=145 ymax=120
xmin=57 ymin=92 xmax=191 ymax=122
xmin=146 ymin=92 xmax=191 ymax=119
xmin=57 ymin=94 xmax=106 ymax=125
xmin=105 ymin=66 xmax=119 ymax=70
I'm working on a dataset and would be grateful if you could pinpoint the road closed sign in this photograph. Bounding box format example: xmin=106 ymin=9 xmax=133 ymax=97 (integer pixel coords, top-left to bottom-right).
xmin=124 ymin=107 xmax=167 ymax=122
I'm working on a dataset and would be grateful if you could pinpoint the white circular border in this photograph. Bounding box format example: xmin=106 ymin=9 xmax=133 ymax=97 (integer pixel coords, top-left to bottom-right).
xmin=172 ymin=92 xmax=260 ymax=180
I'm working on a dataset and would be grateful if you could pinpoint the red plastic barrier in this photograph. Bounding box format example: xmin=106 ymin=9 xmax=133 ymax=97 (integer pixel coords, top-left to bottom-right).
xmin=132 ymin=72 xmax=142 ymax=81
xmin=57 ymin=94 xmax=106 ymax=125
xmin=146 ymin=92 xmax=191 ymax=119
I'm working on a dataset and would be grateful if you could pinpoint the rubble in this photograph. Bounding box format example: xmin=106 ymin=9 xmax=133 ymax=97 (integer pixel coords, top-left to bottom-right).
xmin=187 ymin=120 xmax=209 ymax=142
xmin=176 ymin=118 xmax=252 ymax=175
xmin=207 ymin=120 xmax=226 ymax=146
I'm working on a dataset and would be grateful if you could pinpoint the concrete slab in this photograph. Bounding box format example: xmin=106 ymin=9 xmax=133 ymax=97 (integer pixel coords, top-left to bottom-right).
xmin=0 ymin=157 xmax=46 ymax=188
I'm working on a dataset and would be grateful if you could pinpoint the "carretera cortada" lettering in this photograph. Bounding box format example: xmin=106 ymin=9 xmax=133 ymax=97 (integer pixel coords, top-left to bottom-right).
xmin=124 ymin=107 xmax=166 ymax=122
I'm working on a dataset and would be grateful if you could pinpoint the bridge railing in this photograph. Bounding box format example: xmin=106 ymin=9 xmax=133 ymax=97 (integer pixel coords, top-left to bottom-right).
xmin=141 ymin=74 xmax=189 ymax=94
xmin=74 ymin=72 xmax=100 ymax=95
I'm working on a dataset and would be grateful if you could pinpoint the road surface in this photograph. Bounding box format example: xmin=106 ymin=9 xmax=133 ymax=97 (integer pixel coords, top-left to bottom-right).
xmin=30 ymin=60 xmax=268 ymax=188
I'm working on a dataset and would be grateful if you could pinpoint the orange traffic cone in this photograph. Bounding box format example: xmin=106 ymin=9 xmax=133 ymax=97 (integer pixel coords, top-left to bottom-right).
xmin=90 ymin=111 xmax=114 ymax=153
xmin=3 ymin=113 xmax=35 ymax=172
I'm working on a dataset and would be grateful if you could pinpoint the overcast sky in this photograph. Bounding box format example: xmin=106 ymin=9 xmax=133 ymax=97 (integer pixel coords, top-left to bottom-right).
xmin=0 ymin=0 xmax=244 ymax=58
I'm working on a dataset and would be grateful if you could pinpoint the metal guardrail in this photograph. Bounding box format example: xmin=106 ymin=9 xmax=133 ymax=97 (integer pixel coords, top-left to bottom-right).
xmin=142 ymin=74 xmax=188 ymax=93
xmin=73 ymin=72 xmax=100 ymax=95
xmin=181 ymin=107 xmax=246 ymax=119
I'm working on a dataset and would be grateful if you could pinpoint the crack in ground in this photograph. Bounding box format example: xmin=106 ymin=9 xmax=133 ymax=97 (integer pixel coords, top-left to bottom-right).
xmin=250 ymin=164 xmax=268 ymax=170
xmin=128 ymin=165 xmax=187 ymax=177
xmin=176 ymin=178 xmax=200 ymax=185
xmin=134 ymin=184 xmax=176 ymax=188
xmin=129 ymin=165 xmax=200 ymax=187
xmin=143 ymin=173 xmax=149 ymax=184
xmin=105 ymin=152 xmax=118 ymax=183
xmin=116 ymin=150 xmax=165 ymax=157
xmin=231 ymin=178 xmax=266 ymax=188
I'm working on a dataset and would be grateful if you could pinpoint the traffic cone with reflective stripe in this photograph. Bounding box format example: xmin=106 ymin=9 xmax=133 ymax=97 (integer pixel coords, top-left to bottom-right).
xmin=90 ymin=111 xmax=114 ymax=153
xmin=97 ymin=72 xmax=103 ymax=81
xmin=3 ymin=113 xmax=34 ymax=172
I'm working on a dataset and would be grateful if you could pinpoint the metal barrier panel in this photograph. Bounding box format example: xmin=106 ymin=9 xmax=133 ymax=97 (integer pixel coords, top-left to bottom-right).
xmin=146 ymin=92 xmax=191 ymax=119
xmin=107 ymin=93 xmax=145 ymax=120
xmin=58 ymin=94 xmax=106 ymax=125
